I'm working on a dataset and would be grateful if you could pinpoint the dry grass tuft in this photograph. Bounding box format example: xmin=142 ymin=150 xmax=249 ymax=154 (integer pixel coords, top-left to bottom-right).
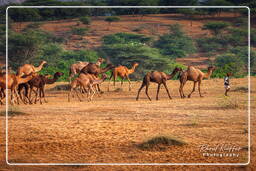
xmin=232 ymin=86 xmax=248 ymax=93
xmin=137 ymin=136 xmax=186 ymax=150
xmin=49 ymin=84 xmax=70 ymax=91
xmin=113 ymin=88 xmax=123 ymax=92
xmin=0 ymin=106 xmax=26 ymax=117
xmin=217 ymin=96 xmax=244 ymax=109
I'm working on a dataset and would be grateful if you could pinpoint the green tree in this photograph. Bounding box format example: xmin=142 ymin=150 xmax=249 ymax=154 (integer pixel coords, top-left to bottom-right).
xmin=202 ymin=21 xmax=230 ymax=35
xmin=79 ymin=16 xmax=91 ymax=25
xmin=155 ymin=24 xmax=196 ymax=58
xmin=105 ymin=16 xmax=120 ymax=25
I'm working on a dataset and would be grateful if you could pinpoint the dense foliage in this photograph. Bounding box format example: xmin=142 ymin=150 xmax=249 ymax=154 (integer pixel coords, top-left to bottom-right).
xmin=100 ymin=32 xmax=182 ymax=79
xmin=155 ymin=24 xmax=196 ymax=58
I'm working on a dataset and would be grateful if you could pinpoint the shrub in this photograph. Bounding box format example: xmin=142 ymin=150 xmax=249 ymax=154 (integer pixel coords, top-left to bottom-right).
xmin=213 ymin=53 xmax=245 ymax=78
xmin=105 ymin=16 xmax=120 ymax=25
xmin=70 ymin=27 xmax=89 ymax=36
xmin=103 ymin=32 xmax=152 ymax=45
xmin=137 ymin=136 xmax=186 ymax=150
xmin=155 ymin=24 xmax=196 ymax=58
xmin=202 ymin=21 xmax=230 ymax=35
xmin=79 ymin=16 xmax=91 ymax=25
xmin=196 ymin=37 xmax=227 ymax=53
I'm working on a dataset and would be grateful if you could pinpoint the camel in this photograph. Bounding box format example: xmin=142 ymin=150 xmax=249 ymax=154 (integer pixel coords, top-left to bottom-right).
xmin=108 ymin=62 xmax=139 ymax=91
xmin=179 ymin=66 xmax=216 ymax=98
xmin=68 ymin=73 xmax=107 ymax=102
xmin=18 ymin=72 xmax=64 ymax=104
xmin=80 ymin=63 xmax=114 ymax=93
xmin=16 ymin=61 xmax=47 ymax=77
xmin=136 ymin=67 xmax=182 ymax=101
xmin=69 ymin=57 xmax=105 ymax=82
xmin=0 ymin=73 xmax=36 ymax=104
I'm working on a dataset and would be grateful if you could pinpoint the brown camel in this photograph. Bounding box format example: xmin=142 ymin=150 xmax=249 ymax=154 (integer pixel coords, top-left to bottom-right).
xmin=0 ymin=73 xmax=36 ymax=104
xmin=136 ymin=67 xmax=182 ymax=101
xmin=179 ymin=66 xmax=216 ymax=98
xmin=16 ymin=61 xmax=47 ymax=77
xmin=68 ymin=73 xmax=107 ymax=102
xmin=80 ymin=63 xmax=114 ymax=92
xmin=69 ymin=57 xmax=105 ymax=82
xmin=18 ymin=72 xmax=64 ymax=104
xmin=108 ymin=62 xmax=139 ymax=91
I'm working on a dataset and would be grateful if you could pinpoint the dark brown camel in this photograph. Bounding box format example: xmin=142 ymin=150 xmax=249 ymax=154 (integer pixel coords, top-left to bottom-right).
xmin=179 ymin=66 xmax=216 ymax=98
xmin=18 ymin=72 xmax=64 ymax=104
xmin=136 ymin=67 xmax=182 ymax=101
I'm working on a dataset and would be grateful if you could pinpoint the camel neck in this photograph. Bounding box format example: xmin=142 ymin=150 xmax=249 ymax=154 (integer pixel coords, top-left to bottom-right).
xmin=45 ymin=76 xmax=58 ymax=84
xmin=128 ymin=65 xmax=137 ymax=74
xmin=167 ymin=70 xmax=178 ymax=80
xmin=204 ymin=70 xmax=213 ymax=79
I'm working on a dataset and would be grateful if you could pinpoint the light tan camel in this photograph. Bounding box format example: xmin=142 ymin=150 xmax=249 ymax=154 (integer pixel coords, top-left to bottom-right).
xmin=16 ymin=61 xmax=47 ymax=77
xmin=0 ymin=73 xmax=36 ymax=104
xmin=68 ymin=74 xmax=107 ymax=102
xmin=108 ymin=62 xmax=139 ymax=91
xmin=69 ymin=57 xmax=105 ymax=82
xmin=179 ymin=66 xmax=216 ymax=98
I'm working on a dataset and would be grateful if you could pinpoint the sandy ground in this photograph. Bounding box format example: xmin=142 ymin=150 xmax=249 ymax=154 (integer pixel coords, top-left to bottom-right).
xmin=0 ymin=76 xmax=255 ymax=170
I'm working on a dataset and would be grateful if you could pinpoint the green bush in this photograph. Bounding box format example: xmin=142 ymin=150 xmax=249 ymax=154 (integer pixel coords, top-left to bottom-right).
xmin=105 ymin=16 xmax=120 ymax=25
xmin=196 ymin=37 xmax=228 ymax=53
xmin=202 ymin=21 xmax=230 ymax=35
xmin=155 ymin=24 xmax=196 ymax=58
xmin=79 ymin=16 xmax=91 ymax=25
xmin=213 ymin=53 xmax=246 ymax=78
xmin=70 ymin=27 xmax=89 ymax=36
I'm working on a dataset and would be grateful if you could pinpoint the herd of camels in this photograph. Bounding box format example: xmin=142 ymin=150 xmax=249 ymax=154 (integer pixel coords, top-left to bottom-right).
xmin=0 ymin=57 xmax=216 ymax=105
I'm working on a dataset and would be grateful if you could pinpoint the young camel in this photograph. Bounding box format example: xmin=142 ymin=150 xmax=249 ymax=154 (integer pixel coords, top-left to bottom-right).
xmin=136 ymin=67 xmax=182 ymax=101
xmin=68 ymin=74 xmax=107 ymax=102
xmin=179 ymin=66 xmax=216 ymax=98
xmin=0 ymin=73 xmax=36 ymax=104
xmin=69 ymin=57 xmax=105 ymax=82
xmin=80 ymin=63 xmax=115 ymax=92
xmin=18 ymin=72 xmax=64 ymax=104
xmin=16 ymin=61 xmax=47 ymax=77
xmin=108 ymin=62 xmax=139 ymax=91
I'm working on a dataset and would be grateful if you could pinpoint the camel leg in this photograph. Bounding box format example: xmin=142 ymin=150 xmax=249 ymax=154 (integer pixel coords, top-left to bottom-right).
xmin=198 ymin=80 xmax=203 ymax=97
xmin=163 ymin=81 xmax=172 ymax=100
xmin=121 ymin=77 xmax=124 ymax=87
xmin=127 ymin=76 xmax=131 ymax=91
xmin=39 ymin=88 xmax=43 ymax=104
xmin=34 ymin=88 xmax=39 ymax=104
xmin=136 ymin=83 xmax=145 ymax=101
xmin=14 ymin=89 xmax=20 ymax=105
xmin=179 ymin=81 xmax=186 ymax=98
xmin=145 ymin=83 xmax=151 ymax=101
xmin=156 ymin=84 xmax=161 ymax=100
xmin=42 ymin=85 xmax=48 ymax=103
xmin=188 ymin=81 xmax=197 ymax=98
xmin=108 ymin=72 xmax=113 ymax=91
xmin=74 ymin=89 xmax=82 ymax=102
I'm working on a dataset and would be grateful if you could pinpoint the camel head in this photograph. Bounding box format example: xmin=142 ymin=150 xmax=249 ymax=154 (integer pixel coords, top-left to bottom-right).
xmin=41 ymin=61 xmax=47 ymax=65
xmin=106 ymin=64 xmax=115 ymax=69
xmin=101 ymin=73 xmax=108 ymax=80
xmin=208 ymin=66 xmax=216 ymax=72
xmin=53 ymin=72 xmax=64 ymax=78
xmin=133 ymin=62 xmax=139 ymax=67
xmin=97 ymin=57 xmax=105 ymax=63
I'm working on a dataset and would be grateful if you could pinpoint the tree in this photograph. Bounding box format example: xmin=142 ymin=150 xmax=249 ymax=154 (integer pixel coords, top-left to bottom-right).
xmin=155 ymin=24 xmax=196 ymax=58
xmin=202 ymin=22 xmax=229 ymax=35
xmin=105 ymin=16 xmax=120 ymax=25
xmin=79 ymin=16 xmax=91 ymax=25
